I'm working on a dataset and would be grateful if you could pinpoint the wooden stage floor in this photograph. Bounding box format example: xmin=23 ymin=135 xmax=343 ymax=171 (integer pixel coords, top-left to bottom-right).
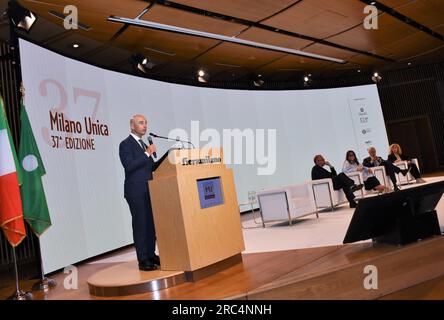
xmin=2 ymin=235 xmax=444 ymax=300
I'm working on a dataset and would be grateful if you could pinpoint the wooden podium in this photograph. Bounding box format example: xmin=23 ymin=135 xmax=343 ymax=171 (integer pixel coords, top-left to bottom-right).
xmin=149 ymin=148 xmax=245 ymax=277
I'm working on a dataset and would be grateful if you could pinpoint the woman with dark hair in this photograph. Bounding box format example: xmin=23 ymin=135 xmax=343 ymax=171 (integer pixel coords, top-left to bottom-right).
xmin=388 ymin=143 xmax=425 ymax=183
xmin=342 ymin=150 xmax=386 ymax=193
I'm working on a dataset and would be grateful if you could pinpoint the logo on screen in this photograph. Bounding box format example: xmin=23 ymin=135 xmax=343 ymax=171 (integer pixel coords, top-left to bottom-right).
xmin=203 ymin=182 xmax=216 ymax=200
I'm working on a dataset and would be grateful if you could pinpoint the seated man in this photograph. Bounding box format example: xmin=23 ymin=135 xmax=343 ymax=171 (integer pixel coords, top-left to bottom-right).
xmin=363 ymin=147 xmax=409 ymax=192
xmin=311 ymin=154 xmax=363 ymax=208
xmin=387 ymin=143 xmax=426 ymax=183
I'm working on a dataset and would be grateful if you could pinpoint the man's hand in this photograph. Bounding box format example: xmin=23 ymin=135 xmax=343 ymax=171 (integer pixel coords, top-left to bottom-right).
xmin=325 ymin=161 xmax=331 ymax=167
xmin=146 ymin=144 xmax=156 ymax=156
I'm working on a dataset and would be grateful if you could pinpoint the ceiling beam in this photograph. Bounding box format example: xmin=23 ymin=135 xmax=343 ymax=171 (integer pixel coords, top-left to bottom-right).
xmin=359 ymin=0 xmax=444 ymax=42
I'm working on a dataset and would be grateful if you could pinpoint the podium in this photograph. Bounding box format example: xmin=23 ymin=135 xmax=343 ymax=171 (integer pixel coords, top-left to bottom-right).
xmin=149 ymin=148 xmax=245 ymax=277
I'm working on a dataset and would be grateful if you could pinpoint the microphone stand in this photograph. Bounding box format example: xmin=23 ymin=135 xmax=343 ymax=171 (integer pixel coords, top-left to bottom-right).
xmin=149 ymin=133 xmax=195 ymax=149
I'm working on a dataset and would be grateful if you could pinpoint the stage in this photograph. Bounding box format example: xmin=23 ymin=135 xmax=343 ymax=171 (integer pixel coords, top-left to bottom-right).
xmin=2 ymin=176 xmax=444 ymax=300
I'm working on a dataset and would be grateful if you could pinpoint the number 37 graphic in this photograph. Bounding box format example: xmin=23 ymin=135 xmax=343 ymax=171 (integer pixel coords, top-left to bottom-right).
xmin=39 ymin=79 xmax=102 ymax=148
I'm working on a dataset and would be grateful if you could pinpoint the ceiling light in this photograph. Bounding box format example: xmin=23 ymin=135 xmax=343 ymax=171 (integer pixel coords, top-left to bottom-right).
xmin=108 ymin=16 xmax=347 ymax=64
xmin=357 ymin=69 xmax=361 ymax=73
xmin=8 ymin=2 xmax=37 ymax=32
xmin=372 ymin=72 xmax=382 ymax=83
xmin=407 ymin=62 xmax=412 ymax=66
xmin=197 ymin=69 xmax=208 ymax=83
xmin=72 ymin=43 xmax=79 ymax=48
xmin=253 ymin=74 xmax=264 ymax=87
xmin=304 ymin=76 xmax=309 ymax=82
xmin=131 ymin=53 xmax=154 ymax=73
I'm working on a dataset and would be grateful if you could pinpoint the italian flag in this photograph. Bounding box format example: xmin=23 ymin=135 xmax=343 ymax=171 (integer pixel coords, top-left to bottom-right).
xmin=0 ymin=97 xmax=26 ymax=247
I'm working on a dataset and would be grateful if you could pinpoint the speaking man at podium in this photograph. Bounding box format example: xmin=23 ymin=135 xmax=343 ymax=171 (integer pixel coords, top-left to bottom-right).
xmin=119 ymin=114 xmax=160 ymax=271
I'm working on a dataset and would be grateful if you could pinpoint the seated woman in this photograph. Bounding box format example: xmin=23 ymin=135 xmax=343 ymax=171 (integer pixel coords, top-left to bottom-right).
xmin=387 ymin=143 xmax=426 ymax=183
xmin=343 ymin=150 xmax=387 ymax=193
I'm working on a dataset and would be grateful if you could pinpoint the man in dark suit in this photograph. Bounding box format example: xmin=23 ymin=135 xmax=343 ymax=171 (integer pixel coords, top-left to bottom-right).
xmin=311 ymin=155 xmax=363 ymax=208
xmin=119 ymin=114 xmax=160 ymax=271
xmin=363 ymin=146 xmax=409 ymax=192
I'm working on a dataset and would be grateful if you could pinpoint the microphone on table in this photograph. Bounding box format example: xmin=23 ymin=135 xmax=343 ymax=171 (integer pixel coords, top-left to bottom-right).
xmin=147 ymin=136 xmax=157 ymax=158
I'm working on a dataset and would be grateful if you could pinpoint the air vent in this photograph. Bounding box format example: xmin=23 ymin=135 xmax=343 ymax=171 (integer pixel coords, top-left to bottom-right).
xmin=48 ymin=10 xmax=91 ymax=31
xmin=144 ymin=46 xmax=176 ymax=56
xmin=214 ymin=62 xmax=241 ymax=68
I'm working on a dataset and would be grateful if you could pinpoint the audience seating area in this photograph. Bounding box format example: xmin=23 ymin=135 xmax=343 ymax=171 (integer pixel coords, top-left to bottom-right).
xmin=253 ymin=160 xmax=420 ymax=227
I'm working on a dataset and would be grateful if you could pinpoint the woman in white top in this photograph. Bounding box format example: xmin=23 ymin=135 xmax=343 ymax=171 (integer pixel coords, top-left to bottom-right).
xmin=343 ymin=150 xmax=386 ymax=193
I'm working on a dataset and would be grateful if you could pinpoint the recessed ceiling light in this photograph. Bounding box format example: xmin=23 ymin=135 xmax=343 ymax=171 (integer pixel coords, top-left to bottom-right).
xmin=358 ymin=69 xmax=361 ymax=73
xmin=72 ymin=43 xmax=80 ymax=48
xmin=198 ymin=70 xmax=205 ymax=77
xmin=407 ymin=62 xmax=412 ymax=66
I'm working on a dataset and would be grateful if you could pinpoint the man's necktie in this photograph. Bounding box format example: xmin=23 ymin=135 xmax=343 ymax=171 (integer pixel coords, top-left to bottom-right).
xmin=139 ymin=139 xmax=147 ymax=150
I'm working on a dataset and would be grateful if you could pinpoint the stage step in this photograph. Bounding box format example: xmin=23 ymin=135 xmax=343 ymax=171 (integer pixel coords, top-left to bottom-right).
xmin=87 ymin=261 xmax=185 ymax=297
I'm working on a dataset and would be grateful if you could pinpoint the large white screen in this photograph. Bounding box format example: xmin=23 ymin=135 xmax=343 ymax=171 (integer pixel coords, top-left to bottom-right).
xmin=19 ymin=39 xmax=389 ymax=273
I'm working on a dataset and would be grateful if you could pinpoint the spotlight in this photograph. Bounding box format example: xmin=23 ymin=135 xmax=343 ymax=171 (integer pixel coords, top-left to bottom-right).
xmin=131 ymin=53 xmax=154 ymax=73
xmin=303 ymin=75 xmax=312 ymax=87
xmin=8 ymin=1 xmax=37 ymax=32
xmin=372 ymin=72 xmax=382 ymax=83
xmin=253 ymin=74 xmax=264 ymax=87
xmin=72 ymin=43 xmax=80 ymax=49
xmin=197 ymin=69 xmax=208 ymax=83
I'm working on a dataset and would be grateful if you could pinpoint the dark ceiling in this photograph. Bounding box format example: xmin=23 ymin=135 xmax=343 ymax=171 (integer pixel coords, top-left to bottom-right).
xmin=1 ymin=0 xmax=444 ymax=87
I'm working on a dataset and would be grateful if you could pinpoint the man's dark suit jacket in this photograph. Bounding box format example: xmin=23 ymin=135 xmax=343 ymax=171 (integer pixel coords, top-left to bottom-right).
xmin=119 ymin=135 xmax=155 ymax=198
xmin=311 ymin=165 xmax=337 ymax=180
xmin=119 ymin=135 xmax=170 ymax=198
xmin=363 ymin=156 xmax=385 ymax=168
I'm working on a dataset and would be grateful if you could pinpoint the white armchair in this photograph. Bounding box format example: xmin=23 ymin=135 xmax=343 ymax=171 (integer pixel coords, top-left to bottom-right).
xmin=310 ymin=178 xmax=346 ymax=211
xmin=256 ymin=183 xmax=318 ymax=227
xmin=394 ymin=158 xmax=419 ymax=185
xmin=363 ymin=165 xmax=389 ymax=194
xmin=345 ymin=171 xmax=365 ymax=198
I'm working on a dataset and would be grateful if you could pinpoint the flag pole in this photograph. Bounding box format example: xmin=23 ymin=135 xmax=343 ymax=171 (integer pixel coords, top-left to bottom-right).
xmin=7 ymin=246 xmax=33 ymax=300
xmin=32 ymin=238 xmax=56 ymax=291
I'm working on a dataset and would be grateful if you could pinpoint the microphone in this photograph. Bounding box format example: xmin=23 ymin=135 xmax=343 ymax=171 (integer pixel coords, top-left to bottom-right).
xmin=149 ymin=132 xmax=195 ymax=148
xmin=147 ymin=136 xmax=157 ymax=158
